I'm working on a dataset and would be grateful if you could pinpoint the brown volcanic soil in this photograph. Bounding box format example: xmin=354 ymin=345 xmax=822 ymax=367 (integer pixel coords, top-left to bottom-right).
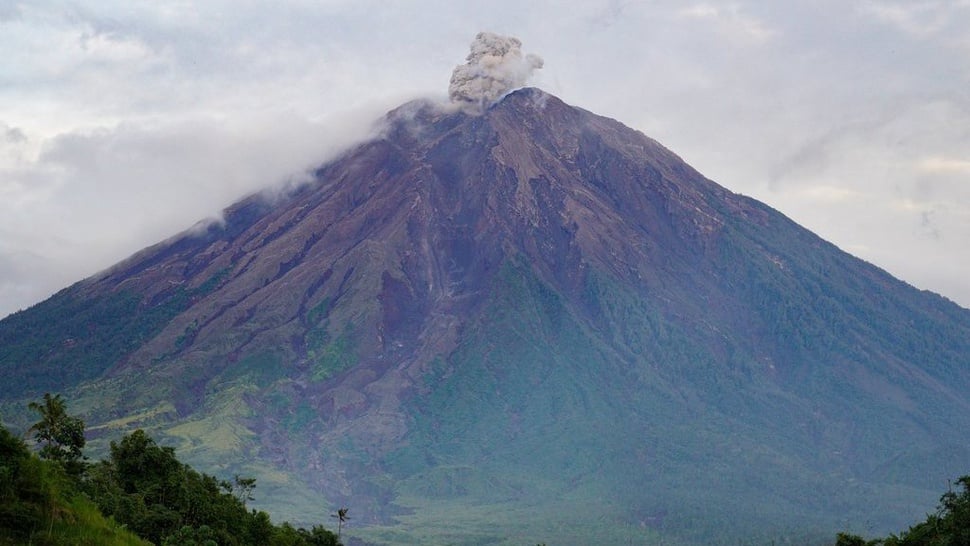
xmin=92 ymin=88 xmax=752 ymax=410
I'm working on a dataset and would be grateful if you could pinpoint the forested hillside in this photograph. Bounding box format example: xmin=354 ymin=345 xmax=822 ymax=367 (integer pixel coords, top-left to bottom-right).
xmin=0 ymin=394 xmax=342 ymax=546
xmin=837 ymin=476 xmax=970 ymax=546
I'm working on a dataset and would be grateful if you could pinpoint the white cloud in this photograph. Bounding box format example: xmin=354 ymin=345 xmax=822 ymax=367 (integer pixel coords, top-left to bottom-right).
xmin=0 ymin=105 xmax=388 ymax=316
xmin=918 ymin=156 xmax=970 ymax=174
xmin=859 ymin=0 xmax=970 ymax=38
xmin=793 ymin=186 xmax=865 ymax=203
xmin=677 ymin=2 xmax=778 ymax=45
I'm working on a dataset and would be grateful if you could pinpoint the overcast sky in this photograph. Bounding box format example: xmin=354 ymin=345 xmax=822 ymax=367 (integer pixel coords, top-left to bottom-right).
xmin=1 ymin=0 xmax=969 ymax=319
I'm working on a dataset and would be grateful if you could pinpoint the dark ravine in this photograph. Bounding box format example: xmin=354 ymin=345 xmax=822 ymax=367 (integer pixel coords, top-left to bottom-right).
xmin=2 ymin=88 xmax=969 ymax=545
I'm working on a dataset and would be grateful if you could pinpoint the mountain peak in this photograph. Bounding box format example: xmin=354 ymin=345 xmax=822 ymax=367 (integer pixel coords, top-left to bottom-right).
xmin=2 ymin=87 xmax=969 ymax=545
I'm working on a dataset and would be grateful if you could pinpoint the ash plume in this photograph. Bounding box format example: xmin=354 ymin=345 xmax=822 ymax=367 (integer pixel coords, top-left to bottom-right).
xmin=448 ymin=32 xmax=543 ymax=112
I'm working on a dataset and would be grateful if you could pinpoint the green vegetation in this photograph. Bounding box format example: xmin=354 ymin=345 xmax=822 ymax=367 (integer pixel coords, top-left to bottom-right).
xmin=837 ymin=476 xmax=970 ymax=546
xmin=0 ymin=285 xmax=199 ymax=399
xmin=307 ymin=324 xmax=357 ymax=382
xmin=28 ymin=393 xmax=87 ymax=478
xmin=0 ymin=267 xmax=233 ymax=401
xmin=303 ymin=295 xmax=358 ymax=382
xmin=86 ymin=429 xmax=338 ymax=545
xmin=0 ymin=417 xmax=148 ymax=545
xmin=1 ymin=395 xmax=342 ymax=546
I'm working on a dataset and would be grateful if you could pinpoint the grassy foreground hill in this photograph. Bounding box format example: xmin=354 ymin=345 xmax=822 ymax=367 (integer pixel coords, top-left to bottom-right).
xmin=837 ymin=475 xmax=970 ymax=546
xmin=0 ymin=422 xmax=148 ymax=546
xmin=1 ymin=406 xmax=341 ymax=546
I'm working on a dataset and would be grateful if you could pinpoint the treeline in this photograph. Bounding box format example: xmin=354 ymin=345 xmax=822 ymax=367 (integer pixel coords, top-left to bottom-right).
xmin=837 ymin=476 xmax=970 ymax=546
xmin=1 ymin=393 xmax=341 ymax=546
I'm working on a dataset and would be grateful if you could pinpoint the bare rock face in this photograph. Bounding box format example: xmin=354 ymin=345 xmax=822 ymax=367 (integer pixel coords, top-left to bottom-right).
xmin=2 ymin=88 xmax=970 ymax=545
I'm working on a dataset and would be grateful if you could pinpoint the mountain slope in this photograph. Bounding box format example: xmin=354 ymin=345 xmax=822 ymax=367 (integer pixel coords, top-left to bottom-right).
xmin=2 ymin=88 xmax=969 ymax=545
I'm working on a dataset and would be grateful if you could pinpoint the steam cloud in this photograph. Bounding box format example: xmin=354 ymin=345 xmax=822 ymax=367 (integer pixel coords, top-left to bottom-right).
xmin=449 ymin=32 xmax=544 ymax=111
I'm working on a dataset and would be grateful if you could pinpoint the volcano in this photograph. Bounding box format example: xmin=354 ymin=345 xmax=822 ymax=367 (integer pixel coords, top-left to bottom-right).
xmin=2 ymin=88 xmax=969 ymax=545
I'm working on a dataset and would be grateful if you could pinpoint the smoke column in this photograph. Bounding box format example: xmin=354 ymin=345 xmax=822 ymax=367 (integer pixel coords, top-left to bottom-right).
xmin=449 ymin=32 xmax=544 ymax=112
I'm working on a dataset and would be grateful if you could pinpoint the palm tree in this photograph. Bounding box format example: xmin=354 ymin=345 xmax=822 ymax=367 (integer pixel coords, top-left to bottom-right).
xmin=331 ymin=507 xmax=349 ymax=539
xmin=28 ymin=394 xmax=70 ymax=455
xmin=27 ymin=393 xmax=86 ymax=474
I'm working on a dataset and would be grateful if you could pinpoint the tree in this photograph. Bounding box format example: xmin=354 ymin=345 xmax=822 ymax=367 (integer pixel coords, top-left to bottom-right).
xmin=331 ymin=507 xmax=349 ymax=540
xmin=4 ymin=422 xmax=342 ymax=546
xmin=835 ymin=532 xmax=868 ymax=546
xmin=0 ymin=421 xmax=45 ymax=539
xmin=162 ymin=525 xmax=218 ymax=546
xmin=837 ymin=475 xmax=970 ymax=546
xmin=219 ymin=474 xmax=257 ymax=505
xmin=27 ymin=393 xmax=86 ymax=476
xmin=247 ymin=509 xmax=275 ymax=544
xmin=302 ymin=524 xmax=341 ymax=546
xmin=0 ymin=421 xmax=29 ymax=493
xmin=271 ymin=523 xmax=340 ymax=546
xmin=896 ymin=475 xmax=970 ymax=545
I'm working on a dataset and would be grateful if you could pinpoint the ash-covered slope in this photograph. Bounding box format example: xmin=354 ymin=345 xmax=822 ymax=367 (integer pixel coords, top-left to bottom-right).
xmin=2 ymin=88 xmax=969 ymax=545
